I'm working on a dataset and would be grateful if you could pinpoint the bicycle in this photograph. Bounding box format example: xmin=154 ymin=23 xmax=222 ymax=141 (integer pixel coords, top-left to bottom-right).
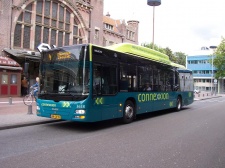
xmin=23 ymin=87 xmax=37 ymax=106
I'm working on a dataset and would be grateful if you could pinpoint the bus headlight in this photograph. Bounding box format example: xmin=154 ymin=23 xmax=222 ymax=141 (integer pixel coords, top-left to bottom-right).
xmin=75 ymin=109 xmax=86 ymax=114
xmin=37 ymin=106 xmax=40 ymax=110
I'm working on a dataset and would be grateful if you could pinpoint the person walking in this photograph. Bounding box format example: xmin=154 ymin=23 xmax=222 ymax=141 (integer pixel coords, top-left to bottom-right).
xmin=21 ymin=76 xmax=28 ymax=96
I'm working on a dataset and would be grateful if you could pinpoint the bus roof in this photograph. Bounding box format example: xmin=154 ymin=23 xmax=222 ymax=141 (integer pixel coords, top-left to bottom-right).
xmin=171 ymin=62 xmax=186 ymax=69
xmin=105 ymin=43 xmax=186 ymax=69
xmin=177 ymin=68 xmax=192 ymax=73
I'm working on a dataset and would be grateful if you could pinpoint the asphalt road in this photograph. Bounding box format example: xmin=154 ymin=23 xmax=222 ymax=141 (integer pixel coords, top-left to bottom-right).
xmin=1 ymin=97 xmax=225 ymax=168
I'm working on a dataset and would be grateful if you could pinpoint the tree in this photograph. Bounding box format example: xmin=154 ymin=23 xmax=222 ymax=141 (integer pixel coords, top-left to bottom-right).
xmin=164 ymin=47 xmax=177 ymax=63
xmin=141 ymin=42 xmax=187 ymax=66
xmin=174 ymin=52 xmax=186 ymax=66
xmin=141 ymin=42 xmax=165 ymax=53
xmin=212 ymin=37 xmax=225 ymax=79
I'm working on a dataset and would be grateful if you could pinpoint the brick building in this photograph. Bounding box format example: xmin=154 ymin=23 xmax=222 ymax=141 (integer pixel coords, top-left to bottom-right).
xmin=103 ymin=12 xmax=139 ymax=46
xmin=0 ymin=0 xmax=139 ymax=97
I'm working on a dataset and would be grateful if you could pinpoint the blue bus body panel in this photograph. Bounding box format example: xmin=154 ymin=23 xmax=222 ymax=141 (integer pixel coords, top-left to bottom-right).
xmin=36 ymin=91 xmax=193 ymax=122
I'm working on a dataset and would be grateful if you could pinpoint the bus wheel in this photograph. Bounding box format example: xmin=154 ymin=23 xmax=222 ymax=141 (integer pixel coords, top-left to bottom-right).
xmin=175 ymin=96 xmax=182 ymax=111
xmin=122 ymin=100 xmax=135 ymax=124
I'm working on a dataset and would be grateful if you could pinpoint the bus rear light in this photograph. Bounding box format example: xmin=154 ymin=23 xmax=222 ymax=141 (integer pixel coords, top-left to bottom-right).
xmin=75 ymin=110 xmax=85 ymax=114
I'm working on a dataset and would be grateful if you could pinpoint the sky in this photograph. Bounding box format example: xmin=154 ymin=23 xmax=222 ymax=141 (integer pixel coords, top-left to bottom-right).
xmin=104 ymin=0 xmax=225 ymax=54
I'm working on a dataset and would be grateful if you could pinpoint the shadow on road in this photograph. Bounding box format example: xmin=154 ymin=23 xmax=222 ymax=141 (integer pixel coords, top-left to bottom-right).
xmin=46 ymin=107 xmax=191 ymax=132
xmin=135 ymin=107 xmax=191 ymax=122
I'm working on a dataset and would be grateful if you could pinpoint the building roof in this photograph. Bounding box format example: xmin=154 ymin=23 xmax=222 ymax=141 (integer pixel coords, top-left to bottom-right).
xmin=4 ymin=48 xmax=41 ymax=60
xmin=188 ymin=49 xmax=214 ymax=56
xmin=103 ymin=15 xmax=122 ymax=34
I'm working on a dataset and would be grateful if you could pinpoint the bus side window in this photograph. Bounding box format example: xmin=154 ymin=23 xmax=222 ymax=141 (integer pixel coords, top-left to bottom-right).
xmin=102 ymin=65 xmax=118 ymax=95
xmin=174 ymin=71 xmax=180 ymax=91
xmin=102 ymin=78 xmax=109 ymax=94
xmin=120 ymin=78 xmax=128 ymax=91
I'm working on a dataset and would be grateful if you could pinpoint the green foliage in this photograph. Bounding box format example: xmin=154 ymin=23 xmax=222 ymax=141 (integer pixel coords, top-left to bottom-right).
xmin=141 ymin=42 xmax=186 ymax=66
xmin=174 ymin=52 xmax=186 ymax=66
xmin=164 ymin=47 xmax=177 ymax=63
xmin=141 ymin=43 xmax=165 ymax=53
xmin=213 ymin=37 xmax=225 ymax=79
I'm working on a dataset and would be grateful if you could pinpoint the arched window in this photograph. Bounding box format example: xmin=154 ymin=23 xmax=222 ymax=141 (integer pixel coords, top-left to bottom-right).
xmin=14 ymin=0 xmax=83 ymax=50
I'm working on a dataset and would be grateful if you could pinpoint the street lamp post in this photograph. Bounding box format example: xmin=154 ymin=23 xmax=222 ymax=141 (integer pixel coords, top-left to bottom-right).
xmin=147 ymin=0 xmax=161 ymax=49
xmin=211 ymin=55 xmax=214 ymax=94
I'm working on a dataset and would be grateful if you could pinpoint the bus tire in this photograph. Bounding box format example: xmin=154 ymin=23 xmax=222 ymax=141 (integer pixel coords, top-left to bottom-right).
xmin=175 ymin=96 xmax=182 ymax=111
xmin=122 ymin=100 xmax=135 ymax=124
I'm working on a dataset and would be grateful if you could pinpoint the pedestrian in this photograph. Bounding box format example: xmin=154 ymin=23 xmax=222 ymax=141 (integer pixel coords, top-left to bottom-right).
xmin=21 ymin=76 xmax=28 ymax=96
xmin=31 ymin=77 xmax=39 ymax=99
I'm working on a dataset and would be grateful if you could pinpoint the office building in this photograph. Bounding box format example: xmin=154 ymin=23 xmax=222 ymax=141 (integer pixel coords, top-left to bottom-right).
xmin=187 ymin=46 xmax=224 ymax=94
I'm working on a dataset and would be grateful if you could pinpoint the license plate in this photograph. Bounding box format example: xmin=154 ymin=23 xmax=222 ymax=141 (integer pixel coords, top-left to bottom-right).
xmin=51 ymin=114 xmax=61 ymax=120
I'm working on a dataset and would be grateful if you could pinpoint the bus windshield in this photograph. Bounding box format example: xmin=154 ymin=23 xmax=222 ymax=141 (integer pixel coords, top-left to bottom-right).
xmin=39 ymin=45 xmax=89 ymax=100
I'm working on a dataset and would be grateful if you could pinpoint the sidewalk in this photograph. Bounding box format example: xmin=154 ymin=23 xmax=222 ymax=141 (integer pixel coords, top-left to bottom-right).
xmin=0 ymin=93 xmax=223 ymax=130
xmin=194 ymin=91 xmax=223 ymax=101
xmin=0 ymin=97 xmax=57 ymax=130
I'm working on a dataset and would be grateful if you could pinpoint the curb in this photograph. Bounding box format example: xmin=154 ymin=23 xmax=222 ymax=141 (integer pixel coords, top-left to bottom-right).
xmin=194 ymin=96 xmax=222 ymax=101
xmin=0 ymin=119 xmax=62 ymax=131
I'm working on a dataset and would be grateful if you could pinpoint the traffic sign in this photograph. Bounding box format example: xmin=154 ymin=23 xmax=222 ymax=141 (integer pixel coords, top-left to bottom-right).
xmin=37 ymin=43 xmax=51 ymax=53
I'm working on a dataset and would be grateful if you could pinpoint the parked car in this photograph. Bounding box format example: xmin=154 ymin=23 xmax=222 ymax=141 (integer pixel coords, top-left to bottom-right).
xmin=194 ymin=89 xmax=200 ymax=94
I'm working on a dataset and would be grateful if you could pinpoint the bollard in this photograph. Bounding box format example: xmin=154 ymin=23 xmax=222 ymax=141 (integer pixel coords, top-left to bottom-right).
xmin=27 ymin=105 xmax=33 ymax=114
xmin=9 ymin=97 xmax=12 ymax=105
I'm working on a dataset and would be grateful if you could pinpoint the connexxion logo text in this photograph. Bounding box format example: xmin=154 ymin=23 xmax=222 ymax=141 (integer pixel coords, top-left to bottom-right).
xmin=138 ymin=93 xmax=169 ymax=102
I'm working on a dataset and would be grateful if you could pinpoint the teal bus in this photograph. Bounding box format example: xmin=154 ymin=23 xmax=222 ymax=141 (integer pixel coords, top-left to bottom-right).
xmin=36 ymin=43 xmax=194 ymax=123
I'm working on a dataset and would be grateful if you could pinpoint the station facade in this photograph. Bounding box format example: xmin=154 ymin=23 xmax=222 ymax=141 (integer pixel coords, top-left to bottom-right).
xmin=0 ymin=0 xmax=139 ymax=97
